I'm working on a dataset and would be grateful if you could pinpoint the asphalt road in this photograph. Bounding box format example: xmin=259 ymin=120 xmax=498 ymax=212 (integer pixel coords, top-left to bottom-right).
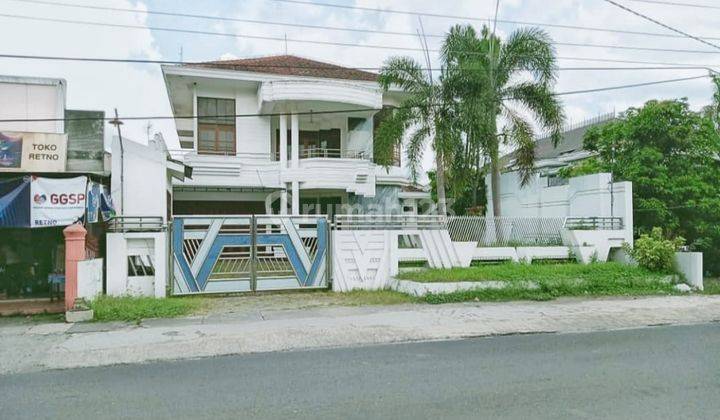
xmin=1 ymin=323 xmax=718 ymax=419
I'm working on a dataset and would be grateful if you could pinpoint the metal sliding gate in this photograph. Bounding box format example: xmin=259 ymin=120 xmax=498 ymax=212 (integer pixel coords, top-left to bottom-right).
xmin=171 ymin=215 xmax=330 ymax=295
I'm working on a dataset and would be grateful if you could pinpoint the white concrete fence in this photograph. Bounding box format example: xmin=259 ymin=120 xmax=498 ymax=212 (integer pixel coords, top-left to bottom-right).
xmin=332 ymin=214 xmax=631 ymax=292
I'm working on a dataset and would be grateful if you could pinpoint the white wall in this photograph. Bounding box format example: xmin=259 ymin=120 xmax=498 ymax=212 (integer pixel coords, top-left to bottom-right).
xmin=332 ymin=229 xmax=462 ymax=292
xmin=77 ymin=258 xmax=103 ymax=301
xmin=107 ymin=232 xmax=168 ymax=298
xmin=111 ymin=137 xmax=168 ymax=221
xmin=675 ymin=252 xmax=703 ymax=290
xmin=486 ymin=172 xmax=633 ymax=244
xmin=0 ymin=76 xmax=65 ymax=134
xmin=194 ymin=84 xmax=271 ymax=156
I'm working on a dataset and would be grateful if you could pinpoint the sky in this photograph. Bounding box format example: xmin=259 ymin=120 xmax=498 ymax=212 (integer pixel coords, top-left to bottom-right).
xmin=0 ymin=0 xmax=718 ymax=169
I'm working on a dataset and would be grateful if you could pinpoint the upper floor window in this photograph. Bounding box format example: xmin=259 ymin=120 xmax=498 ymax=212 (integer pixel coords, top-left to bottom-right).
xmin=197 ymin=97 xmax=236 ymax=155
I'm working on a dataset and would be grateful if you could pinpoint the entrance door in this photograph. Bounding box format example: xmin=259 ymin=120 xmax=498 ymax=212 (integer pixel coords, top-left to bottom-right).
xmin=171 ymin=215 xmax=329 ymax=294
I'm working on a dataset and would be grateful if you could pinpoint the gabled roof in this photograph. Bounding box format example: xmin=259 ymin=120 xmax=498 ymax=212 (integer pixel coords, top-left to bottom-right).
xmin=186 ymin=55 xmax=379 ymax=82
xmin=500 ymin=112 xmax=616 ymax=170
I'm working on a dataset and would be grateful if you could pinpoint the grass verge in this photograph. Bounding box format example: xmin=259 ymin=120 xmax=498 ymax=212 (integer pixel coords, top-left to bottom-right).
xmin=702 ymin=278 xmax=720 ymax=295
xmin=324 ymin=289 xmax=419 ymax=305
xmin=397 ymin=262 xmax=679 ymax=304
xmin=90 ymin=296 xmax=206 ymax=322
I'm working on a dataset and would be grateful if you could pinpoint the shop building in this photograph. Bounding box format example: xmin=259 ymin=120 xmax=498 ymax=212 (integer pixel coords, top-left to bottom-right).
xmin=0 ymin=75 xmax=110 ymax=314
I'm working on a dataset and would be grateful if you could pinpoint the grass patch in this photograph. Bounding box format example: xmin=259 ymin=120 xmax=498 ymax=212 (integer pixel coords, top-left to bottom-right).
xmin=323 ymin=289 xmax=419 ymax=305
xmin=702 ymin=278 xmax=720 ymax=295
xmin=90 ymin=296 xmax=206 ymax=322
xmin=397 ymin=262 xmax=678 ymax=304
xmin=397 ymin=262 xmax=669 ymax=283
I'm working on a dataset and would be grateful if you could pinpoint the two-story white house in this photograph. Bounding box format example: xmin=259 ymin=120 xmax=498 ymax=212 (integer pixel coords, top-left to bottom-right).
xmin=161 ymin=55 xmax=428 ymax=217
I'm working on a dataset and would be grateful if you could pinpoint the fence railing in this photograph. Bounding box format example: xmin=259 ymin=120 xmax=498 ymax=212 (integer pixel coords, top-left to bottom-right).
xmin=563 ymin=217 xmax=624 ymax=230
xmin=334 ymin=214 xmax=447 ymax=230
xmin=447 ymin=216 xmax=566 ymax=247
xmin=107 ymin=216 xmax=165 ymax=232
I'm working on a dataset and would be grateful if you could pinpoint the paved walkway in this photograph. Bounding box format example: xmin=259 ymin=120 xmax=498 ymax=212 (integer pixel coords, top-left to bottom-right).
xmin=1 ymin=295 xmax=719 ymax=375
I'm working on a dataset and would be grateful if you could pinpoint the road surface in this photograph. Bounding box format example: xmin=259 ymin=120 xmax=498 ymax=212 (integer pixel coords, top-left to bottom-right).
xmin=1 ymin=323 xmax=718 ymax=419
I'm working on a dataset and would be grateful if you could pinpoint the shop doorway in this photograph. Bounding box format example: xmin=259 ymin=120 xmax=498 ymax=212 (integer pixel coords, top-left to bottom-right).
xmin=0 ymin=227 xmax=65 ymax=303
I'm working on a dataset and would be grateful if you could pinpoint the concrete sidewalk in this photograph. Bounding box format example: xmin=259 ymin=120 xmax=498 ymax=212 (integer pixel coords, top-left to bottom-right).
xmin=1 ymin=295 xmax=719 ymax=375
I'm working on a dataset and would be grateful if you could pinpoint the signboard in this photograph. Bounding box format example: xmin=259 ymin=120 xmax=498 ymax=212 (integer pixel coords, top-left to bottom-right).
xmin=30 ymin=176 xmax=87 ymax=227
xmin=0 ymin=132 xmax=68 ymax=173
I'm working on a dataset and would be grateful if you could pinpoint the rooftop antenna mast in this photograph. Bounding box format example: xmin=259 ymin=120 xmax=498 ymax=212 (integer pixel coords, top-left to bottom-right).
xmin=284 ymin=33 xmax=288 ymax=54
xmin=179 ymin=45 xmax=183 ymax=63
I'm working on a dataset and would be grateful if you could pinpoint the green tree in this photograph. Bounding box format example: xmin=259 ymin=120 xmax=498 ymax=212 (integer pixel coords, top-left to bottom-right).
xmin=583 ymin=99 xmax=720 ymax=274
xmin=375 ymin=57 xmax=458 ymax=215
xmin=441 ymin=25 xmax=565 ymax=217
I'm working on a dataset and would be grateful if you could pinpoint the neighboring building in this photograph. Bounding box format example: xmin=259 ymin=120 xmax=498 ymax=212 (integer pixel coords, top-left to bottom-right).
xmin=0 ymin=75 xmax=109 ymax=310
xmin=498 ymin=112 xmax=615 ymax=188
xmin=161 ymin=54 xmax=429 ymax=218
xmin=485 ymin=112 xmax=632 ymax=237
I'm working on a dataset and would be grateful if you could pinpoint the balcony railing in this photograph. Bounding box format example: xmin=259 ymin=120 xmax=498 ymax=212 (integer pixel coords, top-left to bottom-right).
xmin=107 ymin=216 xmax=165 ymax=232
xmin=563 ymin=217 xmax=624 ymax=230
xmin=172 ymin=148 xmax=371 ymax=161
xmin=274 ymin=148 xmax=370 ymax=160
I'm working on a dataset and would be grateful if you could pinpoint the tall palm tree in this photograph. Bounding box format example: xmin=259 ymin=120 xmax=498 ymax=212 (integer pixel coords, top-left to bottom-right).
xmin=375 ymin=57 xmax=456 ymax=215
xmin=442 ymin=25 xmax=565 ymax=217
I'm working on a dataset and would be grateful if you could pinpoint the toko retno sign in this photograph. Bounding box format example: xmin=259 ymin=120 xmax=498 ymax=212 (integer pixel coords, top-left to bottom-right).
xmin=0 ymin=131 xmax=68 ymax=172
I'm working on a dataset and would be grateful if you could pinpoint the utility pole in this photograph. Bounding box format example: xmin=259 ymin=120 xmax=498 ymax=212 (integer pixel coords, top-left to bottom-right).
xmin=610 ymin=139 xmax=615 ymax=219
xmin=109 ymin=109 xmax=124 ymax=215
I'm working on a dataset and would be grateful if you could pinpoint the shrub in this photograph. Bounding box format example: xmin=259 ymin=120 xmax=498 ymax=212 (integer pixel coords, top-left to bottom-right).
xmin=626 ymin=227 xmax=684 ymax=273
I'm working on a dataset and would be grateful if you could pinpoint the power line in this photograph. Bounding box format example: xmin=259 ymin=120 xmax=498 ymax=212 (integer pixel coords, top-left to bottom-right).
xmin=0 ymin=74 xmax=711 ymax=124
xmin=603 ymin=0 xmax=720 ymax=52
xmin=10 ymin=0 xmax=443 ymax=39
xmin=3 ymin=11 xmax=720 ymax=58
xmin=556 ymin=55 xmax=719 ymax=69
xmin=0 ymin=51 xmax=718 ymax=73
xmin=0 ymin=12 xmax=428 ymax=53
xmin=0 ymin=53 xmax=720 ymax=71
xmin=268 ymin=0 xmax=720 ymax=41
xmin=553 ymin=74 xmax=709 ymax=96
xmin=11 ymin=0 xmax=720 ymax=44
xmin=626 ymin=0 xmax=720 ymax=10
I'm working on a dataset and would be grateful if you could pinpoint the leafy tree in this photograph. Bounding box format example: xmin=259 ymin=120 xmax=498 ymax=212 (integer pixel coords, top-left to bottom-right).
xmin=441 ymin=25 xmax=565 ymax=217
xmin=428 ymin=169 xmax=487 ymax=216
xmin=582 ymin=99 xmax=720 ymax=274
xmin=375 ymin=57 xmax=458 ymax=215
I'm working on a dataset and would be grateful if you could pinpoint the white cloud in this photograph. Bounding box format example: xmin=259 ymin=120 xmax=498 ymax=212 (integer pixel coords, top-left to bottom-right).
xmin=0 ymin=0 xmax=173 ymax=148
xmin=1 ymin=0 xmax=717 ymax=170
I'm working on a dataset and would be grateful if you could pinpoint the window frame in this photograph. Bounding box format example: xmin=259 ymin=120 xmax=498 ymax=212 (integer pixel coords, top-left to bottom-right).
xmin=197 ymin=97 xmax=236 ymax=155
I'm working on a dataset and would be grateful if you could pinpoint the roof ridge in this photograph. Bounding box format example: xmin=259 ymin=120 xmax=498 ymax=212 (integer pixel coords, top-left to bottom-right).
xmin=187 ymin=54 xmax=378 ymax=82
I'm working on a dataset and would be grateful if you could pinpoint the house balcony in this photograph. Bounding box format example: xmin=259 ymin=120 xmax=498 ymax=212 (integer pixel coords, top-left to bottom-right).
xmin=258 ymin=79 xmax=382 ymax=112
xmin=172 ymin=149 xmax=377 ymax=197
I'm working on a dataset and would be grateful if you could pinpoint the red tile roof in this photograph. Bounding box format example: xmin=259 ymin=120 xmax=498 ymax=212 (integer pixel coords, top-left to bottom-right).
xmin=188 ymin=55 xmax=378 ymax=82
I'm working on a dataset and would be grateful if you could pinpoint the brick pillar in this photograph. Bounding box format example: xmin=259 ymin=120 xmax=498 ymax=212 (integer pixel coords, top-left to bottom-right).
xmin=63 ymin=223 xmax=87 ymax=311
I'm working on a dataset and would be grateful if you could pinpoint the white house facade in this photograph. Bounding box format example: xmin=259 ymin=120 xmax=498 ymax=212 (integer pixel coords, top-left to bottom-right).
xmin=161 ymin=55 xmax=428 ymax=218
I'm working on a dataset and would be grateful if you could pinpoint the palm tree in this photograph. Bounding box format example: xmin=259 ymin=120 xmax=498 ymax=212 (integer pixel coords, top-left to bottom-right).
xmin=375 ymin=57 xmax=457 ymax=215
xmin=442 ymin=25 xmax=565 ymax=217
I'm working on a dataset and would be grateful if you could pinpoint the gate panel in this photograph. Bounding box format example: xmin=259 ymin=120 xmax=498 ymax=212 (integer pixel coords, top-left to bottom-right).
xmin=172 ymin=215 xmax=328 ymax=295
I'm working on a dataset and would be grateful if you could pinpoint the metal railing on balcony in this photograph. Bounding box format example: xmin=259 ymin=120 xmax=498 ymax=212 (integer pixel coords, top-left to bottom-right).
xmin=274 ymin=148 xmax=369 ymax=160
xmin=333 ymin=214 xmax=447 ymax=230
xmin=107 ymin=216 xmax=165 ymax=232
xmin=563 ymin=217 xmax=624 ymax=230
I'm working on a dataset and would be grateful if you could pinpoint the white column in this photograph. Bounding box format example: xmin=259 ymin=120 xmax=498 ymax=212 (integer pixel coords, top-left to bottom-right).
xmin=280 ymin=188 xmax=288 ymax=215
xmin=291 ymin=112 xmax=299 ymax=168
xmin=291 ymin=181 xmax=300 ymax=215
xmin=279 ymin=113 xmax=287 ymax=168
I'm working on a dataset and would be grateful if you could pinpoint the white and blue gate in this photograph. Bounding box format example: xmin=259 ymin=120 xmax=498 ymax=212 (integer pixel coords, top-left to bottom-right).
xmin=172 ymin=215 xmax=329 ymax=294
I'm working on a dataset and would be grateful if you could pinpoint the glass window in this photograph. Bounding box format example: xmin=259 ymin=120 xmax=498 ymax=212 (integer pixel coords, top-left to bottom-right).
xmin=197 ymin=97 xmax=236 ymax=154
